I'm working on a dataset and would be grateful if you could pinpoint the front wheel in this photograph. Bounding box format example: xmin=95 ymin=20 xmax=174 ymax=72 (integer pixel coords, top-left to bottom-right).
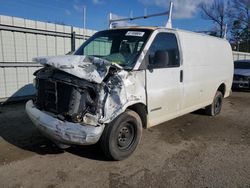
xmin=205 ymin=91 xmax=223 ymax=116
xmin=100 ymin=110 xmax=142 ymax=161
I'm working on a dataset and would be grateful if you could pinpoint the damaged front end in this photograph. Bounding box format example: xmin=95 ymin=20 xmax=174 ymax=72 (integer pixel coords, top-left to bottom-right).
xmin=26 ymin=55 xmax=145 ymax=146
xmin=34 ymin=66 xmax=101 ymax=125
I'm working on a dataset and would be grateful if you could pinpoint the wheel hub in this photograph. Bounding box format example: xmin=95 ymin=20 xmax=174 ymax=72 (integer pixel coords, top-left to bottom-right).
xmin=117 ymin=123 xmax=134 ymax=149
xmin=215 ymin=97 xmax=222 ymax=113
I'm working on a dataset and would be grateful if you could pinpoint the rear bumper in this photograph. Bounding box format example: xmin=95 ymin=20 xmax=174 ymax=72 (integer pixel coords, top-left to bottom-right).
xmin=26 ymin=100 xmax=104 ymax=146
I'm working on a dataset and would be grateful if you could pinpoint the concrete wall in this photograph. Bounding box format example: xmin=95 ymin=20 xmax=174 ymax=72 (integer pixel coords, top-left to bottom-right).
xmin=0 ymin=64 xmax=40 ymax=101
xmin=0 ymin=15 xmax=96 ymax=62
xmin=233 ymin=51 xmax=250 ymax=61
xmin=0 ymin=15 xmax=96 ymax=102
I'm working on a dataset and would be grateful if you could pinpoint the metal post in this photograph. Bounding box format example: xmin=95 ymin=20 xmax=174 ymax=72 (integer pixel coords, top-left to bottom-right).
xmin=71 ymin=26 xmax=76 ymax=52
xmin=223 ymin=24 xmax=227 ymax=39
xmin=109 ymin=13 xmax=112 ymax=29
xmin=83 ymin=6 xmax=86 ymax=41
xmin=248 ymin=39 xmax=250 ymax=53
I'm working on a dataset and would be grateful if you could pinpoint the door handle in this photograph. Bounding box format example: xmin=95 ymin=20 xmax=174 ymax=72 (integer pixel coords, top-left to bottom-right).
xmin=180 ymin=70 xmax=183 ymax=82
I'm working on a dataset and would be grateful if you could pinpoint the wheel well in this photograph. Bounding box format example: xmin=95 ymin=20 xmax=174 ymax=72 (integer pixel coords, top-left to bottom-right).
xmin=127 ymin=103 xmax=147 ymax=129
xmin=218 ymin=83 xmax=226 ymax=96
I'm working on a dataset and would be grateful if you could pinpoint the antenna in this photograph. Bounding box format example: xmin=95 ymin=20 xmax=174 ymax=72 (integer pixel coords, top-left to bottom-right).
xmin=108 ymin=1 xmax=174 ymax=29
xmin=130 ymin=10 xmax=133 ymax=19
xmin=144 ymin=8 xmax=147 ymax=18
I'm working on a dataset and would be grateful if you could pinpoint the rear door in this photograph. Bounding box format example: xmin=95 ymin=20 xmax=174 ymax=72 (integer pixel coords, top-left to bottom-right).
xmin=146 ymin=32 xmax=183 ymax=127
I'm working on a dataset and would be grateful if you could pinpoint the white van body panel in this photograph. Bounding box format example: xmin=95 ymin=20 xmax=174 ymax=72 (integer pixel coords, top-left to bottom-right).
xmin=177 ymin=30 xmax=233 ymax=104
xmin=146 ymin=29 xmax=233 ymax=127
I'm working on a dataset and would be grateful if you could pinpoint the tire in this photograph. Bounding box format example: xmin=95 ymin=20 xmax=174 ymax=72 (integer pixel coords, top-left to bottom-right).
xmin=100 ymin=110 xmax=142 ymax=161
xmin=205 ymin=91 xmax=223 ymax=116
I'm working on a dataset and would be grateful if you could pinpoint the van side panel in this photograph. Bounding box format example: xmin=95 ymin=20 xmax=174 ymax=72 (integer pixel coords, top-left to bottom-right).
xmin=176 ymin=30 xmax=233 ymax=111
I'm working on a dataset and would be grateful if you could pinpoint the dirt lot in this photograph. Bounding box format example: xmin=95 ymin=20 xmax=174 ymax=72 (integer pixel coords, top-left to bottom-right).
xmin=0 ymin=91 xmax=250 ymax=188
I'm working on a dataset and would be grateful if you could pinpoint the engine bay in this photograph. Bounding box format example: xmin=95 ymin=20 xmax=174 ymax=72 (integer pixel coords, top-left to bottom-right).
xmin=34 ymin=67 xmax=101 ymax=123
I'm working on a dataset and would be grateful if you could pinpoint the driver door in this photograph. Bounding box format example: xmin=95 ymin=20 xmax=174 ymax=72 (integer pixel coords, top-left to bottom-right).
xmin=146 ymin=32 xmax=183 ymax=127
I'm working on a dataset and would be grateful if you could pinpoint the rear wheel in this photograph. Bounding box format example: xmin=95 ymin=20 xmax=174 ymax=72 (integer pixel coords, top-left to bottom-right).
xmin=100 ymin=110 xmax=142 ymax=161
xmin=205 ymin=91 xmax=223 ymax=116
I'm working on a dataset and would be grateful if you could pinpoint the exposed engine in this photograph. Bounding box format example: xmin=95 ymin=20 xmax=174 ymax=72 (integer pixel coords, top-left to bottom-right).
xmin=34 ymin=66 xmax=100 ymax=123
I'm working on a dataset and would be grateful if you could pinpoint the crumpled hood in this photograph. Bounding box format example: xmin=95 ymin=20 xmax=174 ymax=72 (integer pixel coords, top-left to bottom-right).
xmin=33 ymin=55 xmax=112 ymax=84
xmin=234 ymin=69 xmax=250 ymax=77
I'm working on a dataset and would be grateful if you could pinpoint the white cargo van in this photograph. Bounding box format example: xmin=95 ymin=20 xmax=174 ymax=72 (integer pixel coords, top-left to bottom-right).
xmin=26 ymin=27 xmax=233 ymax=160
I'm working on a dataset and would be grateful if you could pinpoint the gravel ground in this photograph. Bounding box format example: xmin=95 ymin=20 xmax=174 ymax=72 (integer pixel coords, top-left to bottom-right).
xmin=0 ymin=91 xmax=250 ymax=188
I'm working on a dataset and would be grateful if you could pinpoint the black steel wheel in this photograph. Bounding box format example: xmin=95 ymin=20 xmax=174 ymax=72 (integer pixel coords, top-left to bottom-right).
xmin=100 ymin=110 xmax=142 ymax=161
xmin=205 ymin=91 xmax=223 ymax=116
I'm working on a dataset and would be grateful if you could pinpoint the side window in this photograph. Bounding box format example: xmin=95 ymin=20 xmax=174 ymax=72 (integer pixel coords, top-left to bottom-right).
xmin=148 ymin=33 xmax=180 ymax=68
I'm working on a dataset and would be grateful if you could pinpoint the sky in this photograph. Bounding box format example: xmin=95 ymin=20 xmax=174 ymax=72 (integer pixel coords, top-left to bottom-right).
xmin=0 ymin=0 xmax=214 ymax=32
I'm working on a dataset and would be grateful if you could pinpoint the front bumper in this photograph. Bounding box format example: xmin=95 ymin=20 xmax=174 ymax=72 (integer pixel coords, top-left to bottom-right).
xmin=26 ymin=100 xmax=105 ymax=146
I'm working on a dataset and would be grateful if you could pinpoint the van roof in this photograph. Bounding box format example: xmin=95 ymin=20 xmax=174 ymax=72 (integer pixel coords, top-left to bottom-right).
xmin=108 ymin=26 xmax=227 ymax=41
xmin=109 ymin=26 xmax=158 ymax=30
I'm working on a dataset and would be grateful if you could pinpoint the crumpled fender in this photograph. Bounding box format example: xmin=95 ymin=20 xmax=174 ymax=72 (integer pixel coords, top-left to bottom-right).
xmin=99 ymin=70 xmax=146 ymax=124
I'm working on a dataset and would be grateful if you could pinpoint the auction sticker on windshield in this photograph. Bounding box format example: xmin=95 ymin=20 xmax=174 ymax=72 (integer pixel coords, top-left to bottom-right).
xmin=126 ymin=31 xmax=145 ymax=37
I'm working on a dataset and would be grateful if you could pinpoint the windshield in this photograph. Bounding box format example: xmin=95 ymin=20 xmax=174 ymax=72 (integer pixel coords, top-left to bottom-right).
xmin=74 ymin=29 xmax=152 ymax=69
xmin=234 ymin=61 xmax=250 ymax=69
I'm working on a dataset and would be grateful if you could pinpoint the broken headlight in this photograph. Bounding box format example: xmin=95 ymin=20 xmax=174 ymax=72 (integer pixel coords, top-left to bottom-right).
xmin=71 ymin=113 xmax=83 ymax=123
xmin=82 ymin=113 xmax=98 ymax=126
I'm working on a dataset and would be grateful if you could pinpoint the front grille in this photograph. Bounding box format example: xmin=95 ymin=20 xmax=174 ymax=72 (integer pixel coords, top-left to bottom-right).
xmin=35 ymin=79 xmax=73 ymax=115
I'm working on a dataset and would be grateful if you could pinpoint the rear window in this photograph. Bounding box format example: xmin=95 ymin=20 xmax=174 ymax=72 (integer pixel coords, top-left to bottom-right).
xmin=234 ymin=61 xmax=250 ymax=69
